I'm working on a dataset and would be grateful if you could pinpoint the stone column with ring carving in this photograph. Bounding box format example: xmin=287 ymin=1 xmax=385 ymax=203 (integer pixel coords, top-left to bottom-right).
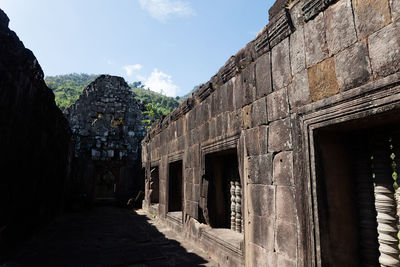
xmin=355 ymin=146 xmax=379 ymax=266
xmin=235 ymin=181 xmax=242 ymax=233
xmin=230 ymin=181 xmax=236 ymax=231
xmin=373 ymin=139 xmax=400 ymax=266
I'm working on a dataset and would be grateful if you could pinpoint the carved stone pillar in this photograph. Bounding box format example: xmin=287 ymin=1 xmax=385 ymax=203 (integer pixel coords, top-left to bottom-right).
xmin=230 ymin=181 xmax=236 ymax=231
xmin=355 ymin=151 xmax=379 ymax=266
xmin=235 ymin=181 xmax=242 ymax=233
xmin=374 ymin=141 xmax=400 ymax=266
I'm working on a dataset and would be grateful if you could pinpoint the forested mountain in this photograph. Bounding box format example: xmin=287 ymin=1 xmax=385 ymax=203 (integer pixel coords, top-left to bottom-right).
xmin=45 ymin=74 xmax=98 ymax=110
xmin=44 ymin=73 xmax=180 ymax=122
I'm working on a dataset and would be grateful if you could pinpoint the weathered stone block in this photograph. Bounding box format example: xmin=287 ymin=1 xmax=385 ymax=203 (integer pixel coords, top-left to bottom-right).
xmin=273 ymin=151 xmax=294 ymax=186
xmin=267 ymin=88 xmax=289 ymax=122
xmin=289 ymin=1 xmax=304 ymax=29
xmin=248 ymin=156 xmax=260 ymax=184
xmin=325 ymin=0 xmax=357 ymax=56
xmin=277 ymin=256 xmax=297 ymax=267
xmin=288 ymin=69 xmax=310 ymax=108
xmin=335 ymin=40 xmax=372 ymax=91
xmin=268 ymin=118 xmax=292 ymax=152
xmin=222 ymin=112 xmax=229 ymax=136
xmin=304 ymin=12 xmax=329 ymax=67
xmin=259 ymin=125 xmax=269 ymax=154
xmin=268 ymin=8 xmax=294 ymax=49
xmin=247 ymin=243 xmax=271 ymax=267
xmin=193 ymin=184 xmax=200 ymax=202
xmin=201 ymin=122 xmax=209 ymax=143
xmin=245 ymin=127 xmax=261 ymax=156
xmin=216 ymin=84 xmax=224 ymax=115
xmin=234 ymin=74 xmax=244 ymax=109
xmin=249 ymin=185 xmax=275 ymax=216
xmin=216 ymin=114 xmax=224 ymax=137
xmin=308 ymin=57 xmax=339 ymax=101
xmin=185 ymin=182 xmax=193 ymax=201
xmin=353 ymin=0 xmax=391 ymax=39
xmin=259 ymin=153 xmax=273 ymax=185
xmin=254 ymin=27 xmax=270 ymax=56
xmin=248 ymin=154 xmax=273 ymax=185
xmin=392 ymin=0 xmax=400 ymax=21
xmin=260 ymin=216 xmax=275 ymax=251
xmin=250 ymin=215 xmax=275 ymax=251
xmin=191 ymin=128 xmax=199 ymax=145
xmin=242 ymin=63 xmax=256 ymax=106
xmin=178 ymin=135 xmax=185 ymax=151
xmin=276 ymin=186 xmax=296 ymax=224
xmin=271 ymin=37 xmax=292 ymax=90
xmin=220 ymin=83 xmax=228 ymax=113
xmin=276 ymin=220 xmax=297 ymax=260
xmin=368 ymin=21 xmax=400 ymax=78
xmin=302 ymin=0 xmax=336 ymax=22
xmin=191 ymin=201 xmax=198 ymax=219
xmin=176 ymin=119 xmax=183 ymax=137
xmin=226 ymin=79 xmax=234 ymax=112
xmin=210 ymin=92 xmax=218 ymax=118
xmin=229 ymin=109 xmax=242 ymax=132
xmin=290 ymin=27 xmax=306 ymax=75
xmin=193 ymin=168 xmax=201 ymax=185
xmin=242 ymin=105 xmax=252 ymax=130
xmin=204 ymin=97 xmax=212 ymax=122
xmin=255 ymin=52 xmax=273 ymax=98
xmin=269 ymin=0 xmax=290 ymax=20
xmin=251 ymin=97 xmax=268 ymax=127
xmin=209 ymin=118 xmax=216 ymax=139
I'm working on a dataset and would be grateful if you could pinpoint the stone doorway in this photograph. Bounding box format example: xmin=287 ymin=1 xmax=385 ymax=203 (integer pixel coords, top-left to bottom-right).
xmin=95 ymin=170 xmax=117 ymax=200
xmin=150 ymin=166 xmax=159 ymax=204
xmin=168 ymin=160 xmax=183 ymax=213
xmin=314 ymin=112 xmax=400 ymax=266
xmin=204 ymin=148 xmax=241 ymax=231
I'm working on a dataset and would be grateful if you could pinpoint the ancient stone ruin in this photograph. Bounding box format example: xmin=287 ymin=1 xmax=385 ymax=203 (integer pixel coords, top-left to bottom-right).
xmin=0 ymin=9 xmax=72 ymax=261
xmin=2 ymin=0 xmax=400 ymax=265
xmin=65 ymin=75 xmax=146 ymax=206
xmin=142 ymin=0 xmax=400 ymax=266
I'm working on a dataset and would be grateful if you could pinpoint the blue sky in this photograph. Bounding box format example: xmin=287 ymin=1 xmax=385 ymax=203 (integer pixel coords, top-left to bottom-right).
xmin=1 ymin=0 xmax=275 ymax=97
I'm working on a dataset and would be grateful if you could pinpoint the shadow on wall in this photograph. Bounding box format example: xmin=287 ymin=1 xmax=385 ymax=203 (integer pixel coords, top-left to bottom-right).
xmin=0 ymin=8 xmax=72 ymax=263
xmin=2 ymin=207 xmax=211 ymax=266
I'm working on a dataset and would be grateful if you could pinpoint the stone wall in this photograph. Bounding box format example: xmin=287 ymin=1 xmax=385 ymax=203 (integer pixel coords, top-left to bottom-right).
xmin=0 ymin=9 xmax=72 ymax=261
xmin=142 ymin=0 xmax=400 ymax=266
xmin=65 ymin=75 xmax=146 ymax=206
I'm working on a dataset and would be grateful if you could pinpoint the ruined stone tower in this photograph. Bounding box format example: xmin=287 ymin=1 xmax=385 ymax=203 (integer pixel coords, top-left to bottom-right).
xmin=65 ymin=75 xmax=146 ymax=205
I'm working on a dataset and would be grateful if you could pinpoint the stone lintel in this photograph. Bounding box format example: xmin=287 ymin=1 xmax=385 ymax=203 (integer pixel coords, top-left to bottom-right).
xmin=302 ymin=0 xmax=337 ymax=22
xmin=267 ymin=8 xmax=294 ymax=49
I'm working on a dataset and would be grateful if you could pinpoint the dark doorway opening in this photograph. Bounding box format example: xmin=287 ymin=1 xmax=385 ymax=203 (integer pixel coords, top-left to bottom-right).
xmin=168 ymin=160 xmax=183 ymax=212
xmin=150 ymin=166 xmax=159 ymax=204
xmin=205 ymin=148 xmax=240 ymax=229
xmin=314 ymin=110 xmax=400 ymax=266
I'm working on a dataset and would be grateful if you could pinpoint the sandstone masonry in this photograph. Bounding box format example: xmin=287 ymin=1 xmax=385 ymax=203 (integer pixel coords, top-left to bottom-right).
xmin=0 ymin=9 xmax=72 ymax=261
xmin=65 ymin=75 xmax=146 ymax=205
xmin=142 ymin=0 xmax=400 ymax=266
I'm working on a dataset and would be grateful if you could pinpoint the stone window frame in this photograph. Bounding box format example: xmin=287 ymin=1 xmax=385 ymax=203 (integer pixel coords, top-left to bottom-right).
xmin=199 ymin=134 xmax=242 ymax=225
xmin=166 ymin=152 xmax=185 ymax=226
xmin=198 ymin=134 xmax=244 ymax=261
xmin=297 ymin=73 xmax=400 ymax=266
xmin=149 ymin=163 xmax=160 ymax=205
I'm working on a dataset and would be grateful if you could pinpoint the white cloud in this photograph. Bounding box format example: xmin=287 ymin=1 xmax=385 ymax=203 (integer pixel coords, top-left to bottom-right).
xmin=143 ymin=68 xmax=178 ymax=97
xmin=123 ymin=64 xmax=143 ymax=76
xmin=138 ymin=0 xmax=195 ymax=22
